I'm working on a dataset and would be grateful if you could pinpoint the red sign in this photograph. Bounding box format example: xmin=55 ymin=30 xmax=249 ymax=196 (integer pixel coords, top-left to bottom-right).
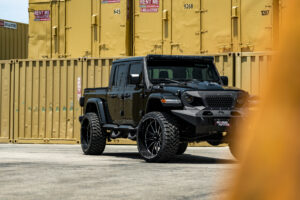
xmin=0 ymin=20 xmax=4 ymax=27
xmin=140 ymin=0 xmax=160 ymax=12
xmin=102 ymin=0 xmax=120 ymax=3
xmin=34 ymin=10 xmax=50 ymax=21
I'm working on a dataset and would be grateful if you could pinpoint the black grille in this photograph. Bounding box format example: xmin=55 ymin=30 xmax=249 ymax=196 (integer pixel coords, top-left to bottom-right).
xmin=205 ymin=95 xmax=234 ymax=108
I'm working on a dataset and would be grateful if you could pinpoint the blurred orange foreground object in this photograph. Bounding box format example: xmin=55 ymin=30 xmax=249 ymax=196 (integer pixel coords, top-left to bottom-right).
xmin=228 ymin=0 xmax=300 ymax=200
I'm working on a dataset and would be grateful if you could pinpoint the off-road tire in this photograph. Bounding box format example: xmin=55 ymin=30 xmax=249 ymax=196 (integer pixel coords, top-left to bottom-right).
xmin=81 ymin=112 xmax=106 ymax=155
xmin=207 ymin=132 xmax=224 ymax=146
xmin=176 ymin=142 xmax=188 ymax=155
xmin=137 ymin=112 xmax=180 ymax=163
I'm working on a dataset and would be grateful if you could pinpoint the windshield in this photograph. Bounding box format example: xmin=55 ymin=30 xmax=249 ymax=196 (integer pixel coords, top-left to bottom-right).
xmin=147 ymin=61 xmax=220 ymax=84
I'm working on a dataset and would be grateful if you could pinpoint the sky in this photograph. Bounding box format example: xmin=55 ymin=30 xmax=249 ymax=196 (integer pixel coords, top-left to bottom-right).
xmin=0 ymin=0 xmax=29 ymax=23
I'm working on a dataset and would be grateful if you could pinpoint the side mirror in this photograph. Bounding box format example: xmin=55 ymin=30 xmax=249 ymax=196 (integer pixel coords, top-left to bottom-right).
xmin=130 ymin=74 xmax=141 ymax=85
xmin=221 ymin=76 xmax=229 ymax=86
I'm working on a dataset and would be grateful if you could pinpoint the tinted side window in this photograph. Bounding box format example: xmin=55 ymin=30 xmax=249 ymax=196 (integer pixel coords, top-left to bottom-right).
xmin=128 ymin=63 xmax=143 ymax=85
xmin=112 ymin=65 xmax=119 ymax=87
xmin=113 ymin=64 xmax=129 ymax=88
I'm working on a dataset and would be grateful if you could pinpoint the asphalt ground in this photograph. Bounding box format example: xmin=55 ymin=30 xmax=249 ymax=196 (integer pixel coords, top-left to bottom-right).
xmin=0 ymin=144 xmax=237 ymax=200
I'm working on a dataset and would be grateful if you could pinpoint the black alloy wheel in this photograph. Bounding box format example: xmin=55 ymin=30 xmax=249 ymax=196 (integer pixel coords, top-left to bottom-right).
xmin=81 ymin=112 xmax=106 ymax=155
xmin=137 ymin=112 xmax=180 ymax=163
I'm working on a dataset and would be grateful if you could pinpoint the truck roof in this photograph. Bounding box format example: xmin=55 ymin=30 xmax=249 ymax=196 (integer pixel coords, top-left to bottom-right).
xmin=113 ymin=55 xmax=214 ymax=64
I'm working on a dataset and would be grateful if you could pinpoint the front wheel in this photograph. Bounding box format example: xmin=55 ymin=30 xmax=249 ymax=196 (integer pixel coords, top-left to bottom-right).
xmin=81 ymin=112 xmax=106 ymax=155
xmin=177 ymin=142 xmax=188 ymax=155
xmin=137 ymin=112 xmax=180 ymax=163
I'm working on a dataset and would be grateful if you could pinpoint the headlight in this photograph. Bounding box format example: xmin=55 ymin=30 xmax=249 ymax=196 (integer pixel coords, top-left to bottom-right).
xmin=236 ymin=92 xmax=249 ymax=107
xmin=183 ymin=93 xmax=194 ymax=104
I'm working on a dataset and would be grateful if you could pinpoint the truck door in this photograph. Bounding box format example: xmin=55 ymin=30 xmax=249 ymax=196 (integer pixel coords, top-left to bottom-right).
xmin=107 ymin=63 xmax=129 ymax=124
xmin=123 ymin=62 xmax=144 ymax=125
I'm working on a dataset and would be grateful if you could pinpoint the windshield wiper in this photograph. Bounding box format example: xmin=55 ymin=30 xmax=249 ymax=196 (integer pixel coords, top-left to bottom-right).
xmin=152 ymin=78 xmax=183 ymax=84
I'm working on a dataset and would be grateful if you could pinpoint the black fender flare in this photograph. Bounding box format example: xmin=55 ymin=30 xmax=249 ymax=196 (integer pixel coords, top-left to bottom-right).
xmin=145 ymin=93 xmax=164 ymax=113
xmin=85 ymin=98 xmax=107 ymax=124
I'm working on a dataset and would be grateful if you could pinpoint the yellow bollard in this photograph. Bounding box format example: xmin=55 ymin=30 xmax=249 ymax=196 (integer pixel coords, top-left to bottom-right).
xmin=228 ymin=0 xmax=300 ymax=199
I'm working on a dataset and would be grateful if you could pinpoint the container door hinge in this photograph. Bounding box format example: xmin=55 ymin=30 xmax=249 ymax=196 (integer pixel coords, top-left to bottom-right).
xmin=265 ymin=4 xmax=272 ymax=8
xmin=171 ymin=43 xmax=180 ymax=48
xmin=232 ymin=6 xmax=239 ymax=18
xmin=195 ymin=9 xmax=207 ymax=14
xmin=99 ymin=44 xmax=109 ymax=50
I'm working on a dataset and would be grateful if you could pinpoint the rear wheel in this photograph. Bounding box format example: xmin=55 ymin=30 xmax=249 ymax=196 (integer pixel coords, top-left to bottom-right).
xmin=207 ymin=132 xmax=224 ymax=146
xmin=137 ymin=112 xmax=180 ymax=163
xmin=81 ymin=112 xmax=106 ymax=155
xmin=176 ymin=142 xmax=188 ymax=155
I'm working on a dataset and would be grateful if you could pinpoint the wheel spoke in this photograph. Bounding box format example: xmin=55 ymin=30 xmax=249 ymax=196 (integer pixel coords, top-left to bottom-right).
xmin=158 ymin=126 xmax=162 ymax=137
xmin=147 ymin=141 xmax=155 ymax=150
xmin=143 ymin=118 xmax=164 ymax=156
xmin=149 ymin=121 xmax=156 ymax=134
xmin=154 ymin=120 xmax=159 ymax=133
xmin=155 ymin=142 xmax=159 ymax=153
xmin=151 ymin=142 xmax=157 ymax=155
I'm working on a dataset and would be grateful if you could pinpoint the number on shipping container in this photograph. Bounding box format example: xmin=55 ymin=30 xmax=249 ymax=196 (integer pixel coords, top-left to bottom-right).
xmin=184 ymin=4 xmax=193 ymax=9
xmin=114 ymin=9 xmax=121 ymax=14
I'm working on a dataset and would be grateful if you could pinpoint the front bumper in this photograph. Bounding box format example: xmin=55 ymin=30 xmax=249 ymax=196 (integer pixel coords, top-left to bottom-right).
xmin=171 ymin=108 xmax=244 ymax=134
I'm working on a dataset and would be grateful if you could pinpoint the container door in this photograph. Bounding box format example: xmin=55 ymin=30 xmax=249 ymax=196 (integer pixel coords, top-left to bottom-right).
xmin=171 ymin=0 xmax=201 ymax=55
xmin=28 ymin=3 xmax=51 ymax=59
xmin=66 ymin=0 xmax=92 ymax=57
xmin=201 ymin=0 xmax=232 ymax=53
xmin=240 ymin=0 xmax=277 ymax=52
xmin=99 ymin=0 xmax=130 ymax=57
xmin=134 ymin=0 xmax=163 ymax=56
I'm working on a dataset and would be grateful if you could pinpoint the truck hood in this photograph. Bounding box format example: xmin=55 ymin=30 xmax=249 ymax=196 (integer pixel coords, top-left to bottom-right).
xmin=157 ymin=81 xmax=242 ymax=95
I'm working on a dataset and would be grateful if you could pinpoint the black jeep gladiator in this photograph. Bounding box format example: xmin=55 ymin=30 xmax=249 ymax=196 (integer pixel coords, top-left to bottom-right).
xmin=79 ymin=55 xmax=248 ymax=162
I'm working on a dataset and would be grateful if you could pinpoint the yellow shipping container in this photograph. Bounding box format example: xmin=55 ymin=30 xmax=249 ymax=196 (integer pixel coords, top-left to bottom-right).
xmin=28 ymin=0 xmax=283 ymax=58
xmin=28 ymin=0 xmax=132 ymax=59
xmin=133 ymin=0 xmax=280 ymax=56
xmin=0 ymin=19 xmax=28 ymax=60
xmin=12 ymin=58 xmax=115 ymax=144
xmin=235 ymin=52 xmax=273 ymax=95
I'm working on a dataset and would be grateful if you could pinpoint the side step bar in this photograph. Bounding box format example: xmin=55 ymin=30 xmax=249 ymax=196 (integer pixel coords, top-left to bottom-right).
xmin=103 ymin=124 xmax=136 ymax=132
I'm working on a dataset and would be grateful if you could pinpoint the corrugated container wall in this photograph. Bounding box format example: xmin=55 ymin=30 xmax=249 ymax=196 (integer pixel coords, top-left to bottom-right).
xmin=10 ymin=58 xmax=114 ymax=143
xmin=0 ymin=20 xmax=28 ymax=60
xmin=28 ymin=0 xmax=132 ymax=59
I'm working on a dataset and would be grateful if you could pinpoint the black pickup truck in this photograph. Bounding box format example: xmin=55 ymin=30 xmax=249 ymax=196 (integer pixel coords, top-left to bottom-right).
xmin=79 ymin=55 xmax=248 ymax=162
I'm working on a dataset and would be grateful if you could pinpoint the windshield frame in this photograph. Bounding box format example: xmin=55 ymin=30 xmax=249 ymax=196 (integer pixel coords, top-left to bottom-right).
xmin=146 ymin=60 xmax=222 ymax=85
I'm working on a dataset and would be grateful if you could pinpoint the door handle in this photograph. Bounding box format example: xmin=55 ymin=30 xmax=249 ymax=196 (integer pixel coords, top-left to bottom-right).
xmin=110 ymin=94 xmax=117 ymax=98
xmin=124 ymin=94 xmax=130 ymax=98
